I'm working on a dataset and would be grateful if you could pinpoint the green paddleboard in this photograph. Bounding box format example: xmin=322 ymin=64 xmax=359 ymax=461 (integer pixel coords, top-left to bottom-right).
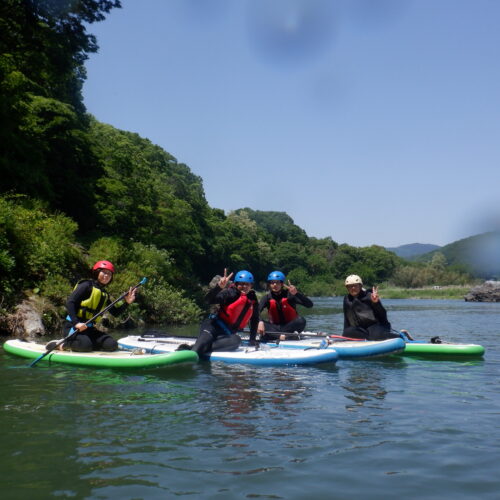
xmin=399 ymin=342 xmax=485 ymax=357
xmin=3 ymin=339 xmax=198 ymax=369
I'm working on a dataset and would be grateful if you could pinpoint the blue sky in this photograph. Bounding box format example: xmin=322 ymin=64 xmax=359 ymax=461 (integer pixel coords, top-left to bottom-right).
xmin=82 ymin=0 xmax=500 ymax=248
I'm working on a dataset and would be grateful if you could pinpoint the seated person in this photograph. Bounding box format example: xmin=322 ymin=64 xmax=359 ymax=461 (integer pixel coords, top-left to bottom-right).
xmin=59 ymin=260 xmax=136 ymax=352
xmin=342 ymin=274 xmax=402 ymax=341
xmin=190 ymin=269 xmax=259 ymax=356
xmin=258 ymin=271 xmax=313 ymax=342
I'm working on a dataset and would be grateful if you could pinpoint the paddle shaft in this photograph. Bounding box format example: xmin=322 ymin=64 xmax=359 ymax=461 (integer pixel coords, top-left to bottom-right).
xmin=258 ymin=331 xmax=366 ymax=342
xmin=139 ymin=330 xmax=366 ymax=345
xmin=29 ymin=277 xmax=147 ymax=367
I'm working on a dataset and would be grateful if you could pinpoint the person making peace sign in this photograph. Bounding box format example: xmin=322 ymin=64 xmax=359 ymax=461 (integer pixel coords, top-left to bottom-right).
xmin=257 ymin=271 xmax=314 ymax=342
xmin=189 ymin=269 xmax=260 ymax=356
xmin=342 ymin=274 xmax=402 ymax=341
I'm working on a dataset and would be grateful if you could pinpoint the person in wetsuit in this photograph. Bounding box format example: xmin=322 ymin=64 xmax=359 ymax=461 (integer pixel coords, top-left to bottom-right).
xmin=57 ymin=260 xmax=136 ymax=352
xmin=189 ymin=269 xmax=259 ymax=357
xmin=257 ymin=271 xmax=313 ymax=342
xmin=342 ymin=274 xmax=401 ymax=341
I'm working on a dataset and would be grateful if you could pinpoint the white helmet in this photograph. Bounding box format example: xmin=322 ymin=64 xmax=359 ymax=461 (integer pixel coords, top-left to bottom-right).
xmin=345 ymin=274 xmax=363 ymax=286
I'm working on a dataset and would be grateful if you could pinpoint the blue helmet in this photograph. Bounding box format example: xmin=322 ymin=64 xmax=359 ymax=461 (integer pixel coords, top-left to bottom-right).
xmin=234 ymin=270 xmax=254 ymax=283
xmin=267 ymin=270 xmax=286 ymax=282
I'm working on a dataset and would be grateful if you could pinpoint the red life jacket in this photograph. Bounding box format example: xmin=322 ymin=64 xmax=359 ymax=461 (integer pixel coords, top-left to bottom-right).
xmin=268 ymin=296 xmax=298 ymax=324
xmin=218 ymin=294 xmax=255 ymax=330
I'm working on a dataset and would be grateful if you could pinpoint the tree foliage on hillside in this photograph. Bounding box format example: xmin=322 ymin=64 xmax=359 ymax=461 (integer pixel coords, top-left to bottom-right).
xmin=392 ymin=252 xmax=471 ymax=288
xmin=238 ymin=208 xmax=309 ymax=244
xmin=89 ymin=120 xmax=211 ymax=279
xmin=416 ymin=232 xmax=500 ymax=279
xmin=0 ymin=0 xmax=121 ymax=230
xmin=0 ymin=195 xmax=82 ymax=301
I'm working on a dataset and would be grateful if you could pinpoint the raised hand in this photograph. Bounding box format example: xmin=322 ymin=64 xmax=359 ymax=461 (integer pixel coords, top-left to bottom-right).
xmin=287 ymin=280 xmax=298 ymax=295
xmin=125 ymin=286 xmax=137 ymax=304
xmin=371 ymin=286 xmax=380 ymax=303
xmin=219 ymin=268 xmax=234 ymax=288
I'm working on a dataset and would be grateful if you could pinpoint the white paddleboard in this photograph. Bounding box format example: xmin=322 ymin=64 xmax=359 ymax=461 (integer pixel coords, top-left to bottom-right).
xmin=118 ymin=336 xmax=338 ymax=366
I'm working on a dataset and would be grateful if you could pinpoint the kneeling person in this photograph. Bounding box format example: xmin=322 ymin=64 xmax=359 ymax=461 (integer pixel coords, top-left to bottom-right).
xmin=343 ymin=274 xmax=400 ymax=341
xmin=258 ymin=271 xmax=313 ymax=342
xmin=62 ymin=260 xmax=136 ymax=352
xmin=191 ymin=269 xmax=259 ymax=356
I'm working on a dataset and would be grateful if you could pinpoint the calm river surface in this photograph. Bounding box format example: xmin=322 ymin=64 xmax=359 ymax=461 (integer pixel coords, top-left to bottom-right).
xmin=1 ymin=298 xmax=499 ymax=499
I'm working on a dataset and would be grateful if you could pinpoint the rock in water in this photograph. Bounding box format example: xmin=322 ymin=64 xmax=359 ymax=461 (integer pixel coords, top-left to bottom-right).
xmin=464 ymin=281 xmax=500 ymax=302
xmin=208 ymin=275 xmax=222 ymax=288
xmin=6 ymin=298 xmax=45 ymax=339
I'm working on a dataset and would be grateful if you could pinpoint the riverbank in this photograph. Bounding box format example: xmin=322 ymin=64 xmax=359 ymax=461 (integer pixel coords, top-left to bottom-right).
xmin=378 ymin=285 xmax=471 ymax=300
xmin=0 ymin=284 xmax=481 ymax=340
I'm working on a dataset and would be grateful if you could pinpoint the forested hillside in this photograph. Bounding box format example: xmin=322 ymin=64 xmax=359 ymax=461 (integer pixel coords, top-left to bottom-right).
xmin=0 ymin=1 xmax=477 ymax=333
xmin=415 ymin=232 xmax=500 ymax=280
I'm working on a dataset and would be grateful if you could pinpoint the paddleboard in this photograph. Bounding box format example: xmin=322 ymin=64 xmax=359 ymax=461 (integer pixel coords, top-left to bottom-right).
xmin=118 ymin=336 xmax=338 ymax=366
xmin=263 ymin=331 xmax=485 ymax=358
xmin=268 ymin=337 xmax=406 ymax=359
xmin=3 ymin=339 xmax=199 ymax=369
xmin=399 ymin=341 xmax=485 ymax=357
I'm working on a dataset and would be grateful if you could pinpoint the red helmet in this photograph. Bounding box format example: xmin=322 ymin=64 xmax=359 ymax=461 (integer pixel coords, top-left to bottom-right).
xmin=92 ymin=260 xmax=115 ymax=273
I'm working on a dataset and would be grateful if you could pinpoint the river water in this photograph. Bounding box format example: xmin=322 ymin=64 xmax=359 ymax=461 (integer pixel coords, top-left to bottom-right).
xmin=1 ymin=298 xmax=499 ymax=499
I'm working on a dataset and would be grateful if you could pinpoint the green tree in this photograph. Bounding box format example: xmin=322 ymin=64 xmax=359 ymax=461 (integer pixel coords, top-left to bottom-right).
xmin=0 ymin=0 xmax=121 ymax=228
xmin=430 ymin=252 xmax=447 ymax=271
xmin=273 ymin=242 xmax=309 ymax=274
xmin=358 ymin=245 xmax=401 ymax=284
xmin=89 ymin=121 xmax=209 ymax=280
xmin=330 ymin=244 xmax=361 ymax=279
xmin=236 ymin=208 xmax=308 ymax=244
xmin=0 ymin=195 xmax=82 ymax=303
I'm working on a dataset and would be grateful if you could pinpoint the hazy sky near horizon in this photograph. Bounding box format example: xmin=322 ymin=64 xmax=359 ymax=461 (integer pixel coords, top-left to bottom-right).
xmin=83 ymin=0 xmax=500 ymax=248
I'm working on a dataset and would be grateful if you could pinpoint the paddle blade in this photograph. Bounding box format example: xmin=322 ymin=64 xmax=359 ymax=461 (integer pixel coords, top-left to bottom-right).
xmin=29 ymin=351 xmax=50 ymax=367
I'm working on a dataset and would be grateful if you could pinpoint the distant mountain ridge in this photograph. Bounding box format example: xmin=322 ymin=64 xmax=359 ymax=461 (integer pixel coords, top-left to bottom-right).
xmin=386 ymin=232 xmax=500 ymax=278
xmin=385 ymin=243 xmax=441 ymax=259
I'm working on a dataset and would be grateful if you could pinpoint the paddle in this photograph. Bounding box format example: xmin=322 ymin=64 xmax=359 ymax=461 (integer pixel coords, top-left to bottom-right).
xmin=256 ymin=331 xmax=366 ymax=342
xmin=30 ymin=277 xmax=148 ymax=367
xmin=140 ymin=331 xmax=195 ymax=340
xmin=324 ymin=334 xmax=369 ymax=342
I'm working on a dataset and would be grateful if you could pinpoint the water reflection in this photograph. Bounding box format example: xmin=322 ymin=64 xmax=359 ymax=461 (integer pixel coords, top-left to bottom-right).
xmin=0 ymin=364 xmax=105 ymax=498
xmin=199 ymin=362 xmax=314 ymax=440
xmin=343 ymin=373 xmax=387 ymax=408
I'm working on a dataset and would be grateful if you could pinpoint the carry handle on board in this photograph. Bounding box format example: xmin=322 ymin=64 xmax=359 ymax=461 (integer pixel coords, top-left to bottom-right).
xmin=29 ymin=277 xmax=148 ymax=367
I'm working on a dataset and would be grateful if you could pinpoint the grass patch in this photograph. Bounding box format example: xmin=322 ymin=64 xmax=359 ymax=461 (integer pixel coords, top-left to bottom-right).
xmin=380 ymin=286 xmax=471 ymax=300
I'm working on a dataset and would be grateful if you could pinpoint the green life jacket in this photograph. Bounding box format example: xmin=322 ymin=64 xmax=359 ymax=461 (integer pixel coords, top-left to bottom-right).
xmin=74 ymin=280 xmax=110 ymax=323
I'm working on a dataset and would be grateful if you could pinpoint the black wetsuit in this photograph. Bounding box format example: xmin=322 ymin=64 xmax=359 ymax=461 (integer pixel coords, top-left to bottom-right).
xmin=343 ymin=289 xmax=399 ymax=340
xmin=259 ymin=289 xmax=313 ymax=341
xmin=191 ymin=285 xmax=259 ymax=357
xmin=63 ymin=280 xmax=127 ymax=352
